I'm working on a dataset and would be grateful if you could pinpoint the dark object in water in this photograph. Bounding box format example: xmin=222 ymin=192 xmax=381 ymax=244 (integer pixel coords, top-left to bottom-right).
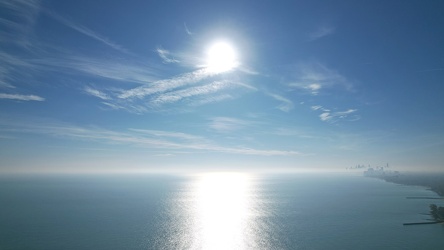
xmin=403 ymin=221 xmax=442 ymax=226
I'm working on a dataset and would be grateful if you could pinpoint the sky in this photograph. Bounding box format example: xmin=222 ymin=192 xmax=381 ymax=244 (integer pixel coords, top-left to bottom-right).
xmin=1 ymin=0 xmax=444 ymax=173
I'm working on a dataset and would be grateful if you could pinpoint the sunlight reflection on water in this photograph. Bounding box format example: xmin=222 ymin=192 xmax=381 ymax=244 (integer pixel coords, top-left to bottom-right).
xmin=154 ymin=172 xmax=275 ymax=250
xmin=192 ymin=172 xmax=251 ymax=249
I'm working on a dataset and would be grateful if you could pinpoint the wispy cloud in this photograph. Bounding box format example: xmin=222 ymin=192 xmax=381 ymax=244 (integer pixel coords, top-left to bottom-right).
xmin=149 ymin=80 xmax=233 ymax=106
xmin=0 ymin=0 xmax=41 ymax=45
xmin=0 ymin=50 xmax=38 ymax=89
xmin=318 ymin=109 xmax=358 ymax=123
xmin=308 ymin=26 xmax=335 ymax=41
xmin=190 ymin=94 xmax=233 ymax=106
xmin=129 ymin=128 xmax=206 ymax=141
xmin=209 ymin=117 xmax=250 ymax=133
xmin=268 ymin=93 xmax=294 ymax=112
xmin=0 ymin=0 xmax=41 ymax=21
xmin=34 ymin=54 xmax=159 ymax=85
xmin=311 ymin=104 xmax=359 ymax=123
xmin=156 ymin=47 xmax=180 ymax=63
xmin=272 ymin=127 xmax=326 ymax=140
xmin=100 ymin=101 xmax=148 ymax=114
xmin=289 ymin=62 xmax=352 ymax=95
xmin=44 ymin=10 xmax=130 ymax=54
xmin=0 ymin=119 xmax=300 ymax=156
xmin=0 ymin=2 xmax=254 ymax=113
xmin=118 ymin=69 xmax=212 ymax=99
xmin=98 ymin=68 xmax=254 ymax=112
xmin=311 ymin=105 xmax=330 ymax=112
xmin=0 ymin=2 xmax=43 ymax=95
xmin=0 ymin=93 xmax=44 ymax=101
xmin=184 ymin=23 xmax=193 ymax=35
xmin=84 ymin=86 xmax=110 ymax=100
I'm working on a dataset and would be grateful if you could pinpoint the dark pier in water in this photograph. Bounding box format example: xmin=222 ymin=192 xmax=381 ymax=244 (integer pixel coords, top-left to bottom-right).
xmin=403 ymin=221 xmax=443 ymax=226
xmin=406 ymin=197 xmax=444 ymax=200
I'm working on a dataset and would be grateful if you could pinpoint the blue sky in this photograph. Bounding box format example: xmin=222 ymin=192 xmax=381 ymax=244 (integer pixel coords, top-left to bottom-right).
xmin=1 ymin=0 xmax=444 ymax=173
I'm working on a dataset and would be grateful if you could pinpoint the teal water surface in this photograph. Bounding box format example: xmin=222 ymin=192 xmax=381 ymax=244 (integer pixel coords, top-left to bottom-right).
xmin=0 ymin=173 xmax=443 ymax=249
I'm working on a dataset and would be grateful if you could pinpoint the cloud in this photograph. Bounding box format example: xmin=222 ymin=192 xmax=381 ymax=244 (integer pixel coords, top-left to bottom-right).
xmin=316 ymin=108 xmax=358 ymax=123
xmin=0 ymin=0 xmax=41 ymax=45
xmin=129 ymin=128 xmax=206 ymax=141
xmin=308 ymin=26 xmax=335 ymax=41
xmin=0 ymin=51 xmax=38 ymax=89
xmin=0 ymin=0 xmax=40 ymax=21
xmin=84 ymin=86 xmax=110 ymax=100
xmin=0 ymin=119 xmax=300 ymax=156
xmin=209 ymin=117 xmax=249 ymax=133
xmin=102 ymin=68 xmax=254 ymax=112
xmin=156 ymin=47 xmax=180 ymax=63
xmin=28 ymin=49 xmax=252 ymax=112
xmin=34 ymin=54 xmax=159 ymax=85
xmin=184 ymin=23 xmax=193 ymax=35
xmin=289 ymin=62 xmax=352 ymax=95
xmin=319 ymin=112 xmax=332 ymax=121
xmin=0 ymin=93 xmax=44 ymax=101
xmin=0 ymin=2 xmax=253 ymax=114
xmin=118 ymin=69 xmax=212 ymax=99
xmin=291 ymin=82 xmax=322 ymax=95
xmin=268 ymin=93 xmax=294 ymax=112
xmin=190 ymin=94 xmax=233 ymax=106
xmin=0 ymin=1 xmax=44 ymax=94
xmin=149 ymin=80 xmax=233 ymax=106
xmin=311 ymin=105 xmax=329 ymax=112
xmin=1 ymin=2 xmax=160 ymax=97
xmin=272 ymin=127 xmax=325 ymax=140
xmin=44 ymin=10 xmax=130 ymax=54
xmin=100 ymin=102 xmax=147 ymax=114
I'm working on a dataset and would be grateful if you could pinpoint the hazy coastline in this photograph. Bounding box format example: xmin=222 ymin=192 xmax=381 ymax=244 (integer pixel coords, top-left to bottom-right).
xmin=377 ymin=172 xmax=444 ymax=197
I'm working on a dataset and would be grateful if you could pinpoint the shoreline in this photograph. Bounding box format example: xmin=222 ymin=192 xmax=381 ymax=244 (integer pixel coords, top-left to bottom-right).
xmin=375 ymin=172 xmax=444 ymax=197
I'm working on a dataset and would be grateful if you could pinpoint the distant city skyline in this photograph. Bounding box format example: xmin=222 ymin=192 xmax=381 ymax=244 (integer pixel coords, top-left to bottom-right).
xmin=1 ymin=0 xmax=444 ymax=173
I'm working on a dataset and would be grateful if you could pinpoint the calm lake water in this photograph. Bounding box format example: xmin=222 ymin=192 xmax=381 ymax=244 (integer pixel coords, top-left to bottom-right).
xmin=1 ymin=173 xmax=443 ymax=249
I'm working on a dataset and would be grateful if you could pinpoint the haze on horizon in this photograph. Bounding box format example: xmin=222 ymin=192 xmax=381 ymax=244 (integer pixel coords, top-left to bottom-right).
xmin=1 ymin=0 xmax=444 ymax=174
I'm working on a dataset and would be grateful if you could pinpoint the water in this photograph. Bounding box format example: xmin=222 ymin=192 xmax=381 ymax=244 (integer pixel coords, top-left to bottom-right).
xmin=1 ymin=173 xmax=443 ymax=249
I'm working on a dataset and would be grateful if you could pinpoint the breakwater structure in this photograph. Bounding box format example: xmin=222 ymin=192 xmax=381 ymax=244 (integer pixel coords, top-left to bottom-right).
xmin=403 ymin=202 xmax=444 ymax=226
xmin=403 ymin=221 xmax=443 ymax=226
xmin=362 ymin=169 xmax=444 ymax=226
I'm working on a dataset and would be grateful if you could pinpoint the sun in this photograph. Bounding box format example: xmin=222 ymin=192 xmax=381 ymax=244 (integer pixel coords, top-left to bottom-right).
xmin=205 ymin=41 xmax=238 ymax=73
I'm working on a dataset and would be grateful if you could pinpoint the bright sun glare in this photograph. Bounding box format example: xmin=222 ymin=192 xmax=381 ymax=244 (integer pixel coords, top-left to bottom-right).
xmin=194 ymin=172 xmax=251 ymax=249
xmin=205 ymin=41 xmax=238 ymax=73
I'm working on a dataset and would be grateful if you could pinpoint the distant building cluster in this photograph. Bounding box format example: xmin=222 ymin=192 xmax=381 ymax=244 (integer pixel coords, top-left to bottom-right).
xmin=363 ymin=165 xmax=400 ymax=178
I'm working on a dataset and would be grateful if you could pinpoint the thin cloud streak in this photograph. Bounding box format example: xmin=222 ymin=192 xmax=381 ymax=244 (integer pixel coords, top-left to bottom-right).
xmin=149 ymin=80 xmax=236 ymax=106
xmin=318 ymin=109 xmax=358 ymax=123
xmin=84 ymin=86 xmax=110 ymax=100
xmin=118 ymin=68 xmax=214 ymax=99
xmin=0 ymin=93 xmax=45 ymax=101
xmin=0 ymin=51 xmax=39 ymax=89
xmin=44 ymin=10 xmax=130 ymax=54
xmin=129 ymin=128 xmax=206 ymax=141
xmin=0 ymin=0 xmax=41 ymax=45
xmin=0 ymin=120 xmax=300 ymax=156
xmin=289 ymin=62 xmax=352 ymax=95
xmin=33 ymin=54 xmax=160 ymax=85
xmin=311 ymin=105 xmax=330 ymax=112
xmin=209 ymin=117 xmax=249 ymax=133
xmin=101 ymin=102 xmax=148 ymax=114
xmin=311 ymin=105 xmax=359 ymax=123
xmin=184 ymin=23 xmax=193 ymax=35
xmin=308 ymin=26 xmax=335 ymax=41
xmin=190 ymin=94 xmax=233 ymax=106
xmin=268 ymin=93 xmax=294 ymax=112
xmin=156 ymin=47 xmax=180 ymax=63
